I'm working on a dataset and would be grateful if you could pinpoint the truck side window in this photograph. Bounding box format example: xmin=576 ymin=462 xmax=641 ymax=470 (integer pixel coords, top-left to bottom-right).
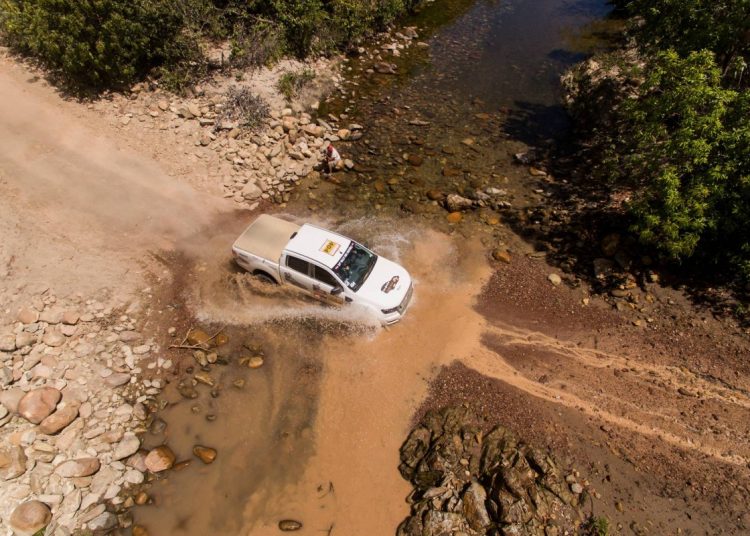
xmin=313 ymin=265 xmax=339 ymax=287
xmin=286 ymin=256 xmax=311 ymax=275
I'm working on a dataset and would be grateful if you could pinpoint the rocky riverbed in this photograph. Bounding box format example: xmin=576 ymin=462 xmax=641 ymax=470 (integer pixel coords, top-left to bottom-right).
xmin=0 ymin=290 xmax=169 ymax=534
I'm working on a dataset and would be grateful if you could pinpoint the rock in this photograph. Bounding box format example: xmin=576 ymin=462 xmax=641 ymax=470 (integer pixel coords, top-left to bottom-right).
xmin=55 ymin=457 xmax=100 ymax=478
xmin=133 ymin=344 xmax=150 ymax=355
xmin=193 ymin=445 xmax=217 ymax=464
xmin=445 ymin=194 xmax=474 ymax=212
xmin=126 ymin=451 xmax=149 ymax=473
xmin=600 ymin=233 xmax=620 ymax=257
xmin=1 ymin=387 xmax=25 ymax=413
xmin=462 ymin=481 xmax=491 ymax=531
xmin=61 ymin=311 xmax=80 ymax=325
xmin=279 ymin=519 xmax=303 ymax=531
xmin=9 ymin=501 xmax=52 ymax=536
xmin=374 ymin=62 xmax=396 ymax=74
xmin=87 ymin=511 xmax=117 ymax=532
xmin=42 ymin=329 xmax=66 ymax=347
xmin=145 ymin=446 xmax=175 ymax=473
xmin=17 ymin=308 xmax=39 ymax=324
xmin=39 ymin=307 xmax=64 ymax=324
xmin=38 ymin=405 xmax=78 ymax=435
xmin=529 ymin=166 xmax=547 ymax=176
xmin=407 ymin=154 xmax=424 ymax=166
xmin=187 ymin=329 xmax=212 ymax=346
xmin=114 ymin=433 xmax=141 ymax=460
xmin=194 ymin=372 xmax=215 ymax=387
xmin=133 ymin=525 xmax=150 ymax=536
xmin=548 ymin=273 xmax=562 ymax=286
xmin=16 ymin=332 xmax=36 ymax=348
xmin=105 ymin=372 xmax=131 ymax=387
xmin=134 ymin=492 xmax=149 ymax=506
xmin=492 ymin=249 xmax=511 ymax=264
xmin=570 ymin=482 xmax=584 ymax=494
xmin=446 ymin=212 xmax=462 ymax=224
xmin=18 ymin=387 xmax=61 ymax=424
xmin=0 ymin=445 xmax=28 ymax=480
xmin=426 ymin=189 xmax=443 ymax=201
xmin=0 ymin=333 xmax=16 ymax=352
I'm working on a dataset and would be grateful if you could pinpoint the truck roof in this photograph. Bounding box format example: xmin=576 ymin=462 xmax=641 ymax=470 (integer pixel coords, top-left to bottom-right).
xmin=233 ymin=214 xmax=300 ymax=262
xmin=286 ymin=223 xmax=353 ymax=269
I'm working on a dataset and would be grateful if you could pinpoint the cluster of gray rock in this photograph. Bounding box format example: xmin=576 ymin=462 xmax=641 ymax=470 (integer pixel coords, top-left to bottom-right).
xmin=0 ymin=290 xmax=170 ymax=535
xmin=398 ymin=407 xmax=587 ymax=536
xmin=105 ymin=73 xmax=365 ymax=210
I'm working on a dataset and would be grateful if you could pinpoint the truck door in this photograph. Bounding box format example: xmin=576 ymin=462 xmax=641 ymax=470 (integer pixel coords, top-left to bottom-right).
xmin=280 ymin=255 xmax=315 ymax=293
xmin=311 ymin=264 xmax=346 ymax=306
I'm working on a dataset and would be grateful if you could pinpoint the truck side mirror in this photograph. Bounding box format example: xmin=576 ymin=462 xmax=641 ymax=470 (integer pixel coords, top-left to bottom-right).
xmin=331 ymin=286 xmax=343 ymax=296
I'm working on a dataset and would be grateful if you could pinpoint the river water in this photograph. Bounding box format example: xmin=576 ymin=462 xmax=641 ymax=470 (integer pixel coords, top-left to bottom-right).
xmin=134 ymin=1 xmax=611 ymax=534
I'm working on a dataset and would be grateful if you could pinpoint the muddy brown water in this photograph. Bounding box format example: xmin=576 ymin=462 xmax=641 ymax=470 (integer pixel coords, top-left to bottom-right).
xmin=133 ymin=0 xmax=618 ymax=534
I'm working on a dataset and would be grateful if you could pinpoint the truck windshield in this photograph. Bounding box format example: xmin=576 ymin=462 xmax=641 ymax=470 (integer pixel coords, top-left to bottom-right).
xmin=333 ymin=242 xmax=377 ymax=292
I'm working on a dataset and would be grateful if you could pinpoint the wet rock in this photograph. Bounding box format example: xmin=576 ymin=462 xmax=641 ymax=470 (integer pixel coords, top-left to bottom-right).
xmin=193 ymin=445 xmax=217 ymax=464
xmin=145 ymin=445 xmax=175 ymax=472
xmin=18 ymin=387 xmax=61 ymax=424
xmin=445 ymin=194 xmax=474 ymax=212
xmin=55 ymin=457 xmax=101 ymax=478
xmin=446 ymin=212 xmax=462 ymax=224
xmin=149 ymin=418 xmax=167 ymax=434
xmin=187 ymin=328 xmax=212 ymax=346
xmin=134 ymin=492 xmax=149 ymax=506
xmin=133 ymin=525 xmax=150 ymax=536
xmin=38 ymin=405 xmax=78 ymax=435
xmin=9 ymin=500 xmax=52 ymax=536
xmin=279 ymin=519 xmax=303 ymax=531
xmin=88 ymin=511 xmax=118 ymax=532
xmin=240 ymin=356 xmax=264 ymax=369
xmin=374 ymin=62 xmax=397 ymax=74
xmin=492 ymin=249 xmax=511 ymax=264
xmin=426 ymin=189 xmax=444 ymax=201
xmin=194 ymin=372 xmax=215 ymax=387
xmin=178 ymin=384 xmax=199 ymax=399
xmin=407 ymin=154 xmax=424 ymax=166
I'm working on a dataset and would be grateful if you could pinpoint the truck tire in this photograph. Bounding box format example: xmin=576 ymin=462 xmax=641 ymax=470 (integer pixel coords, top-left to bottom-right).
xmin=253 ymin=271 xmax=277 ymax=285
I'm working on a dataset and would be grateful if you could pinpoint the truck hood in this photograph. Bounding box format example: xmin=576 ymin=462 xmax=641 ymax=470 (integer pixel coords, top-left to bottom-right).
xmin=356 ymin=256 xmax=412 ymax=310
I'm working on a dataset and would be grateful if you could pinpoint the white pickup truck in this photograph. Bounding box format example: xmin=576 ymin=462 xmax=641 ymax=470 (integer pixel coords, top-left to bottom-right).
xmin=232 ymin=215 xmax=413 ymax=324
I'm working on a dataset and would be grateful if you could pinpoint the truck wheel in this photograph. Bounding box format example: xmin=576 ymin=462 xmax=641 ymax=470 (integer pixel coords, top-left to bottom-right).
xmin=253 ymin=271 xmax=277 ymax=285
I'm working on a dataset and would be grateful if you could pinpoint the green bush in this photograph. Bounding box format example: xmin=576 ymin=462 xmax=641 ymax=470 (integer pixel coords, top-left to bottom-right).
xmin=0 ymin=0 xmax=185 ymax=91
xmin=613 ymin=0 xmax=750 ymax=84
xmin=277 ymin=68 xmax=315 ymax=100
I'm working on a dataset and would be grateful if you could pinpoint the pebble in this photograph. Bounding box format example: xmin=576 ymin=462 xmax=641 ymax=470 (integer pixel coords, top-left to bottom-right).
xmin=547 ymin=273 xmax=562 ymax=286
xmin=279 ymin=519 xmax=303 ymax=531
xmin=55 ymin=458 xmax=101 ymax=478
xmin=144 ymin=445 xmax=175 ymax=473
xmin=193 ymin=445 xmax=217 ymax=464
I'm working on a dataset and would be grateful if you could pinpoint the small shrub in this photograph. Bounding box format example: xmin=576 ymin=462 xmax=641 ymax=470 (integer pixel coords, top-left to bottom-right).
xmin=230 ymin=19 xmax=285 ymax=71
xmin=277 ymin=68 xmax=316 ymax=100
xmin=216 ymin=87 xmax=269 ymax=131
xmin=581 ymin=515 xmax=610 ymax=536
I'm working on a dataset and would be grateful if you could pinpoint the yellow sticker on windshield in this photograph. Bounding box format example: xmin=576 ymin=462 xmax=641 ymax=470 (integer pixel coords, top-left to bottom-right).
xmin=320 ymin=240 xmax=340 ymax=256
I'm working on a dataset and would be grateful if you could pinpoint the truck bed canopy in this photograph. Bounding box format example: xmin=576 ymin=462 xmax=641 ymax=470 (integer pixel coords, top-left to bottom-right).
xmin=233 ymin=214 xmax=301 ymax=262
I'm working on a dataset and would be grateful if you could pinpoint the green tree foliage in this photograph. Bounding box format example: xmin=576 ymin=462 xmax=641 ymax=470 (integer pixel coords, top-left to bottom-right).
xmin=0 ymin=0 xmax=422 ymax=91
xmin=0 ymin=0 xmax=184 ymax=90
xmin=614 ymin=0 xmax=750 ymax=84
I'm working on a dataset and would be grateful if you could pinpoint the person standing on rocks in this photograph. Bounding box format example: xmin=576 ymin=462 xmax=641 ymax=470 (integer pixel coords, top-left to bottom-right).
xmin=324 ymin=143 xmax=343 ymax=173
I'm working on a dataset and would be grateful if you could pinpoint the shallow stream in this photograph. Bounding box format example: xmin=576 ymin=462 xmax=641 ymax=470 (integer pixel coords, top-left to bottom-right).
xmin=133 ymin=1 xmax=612 ymax=534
